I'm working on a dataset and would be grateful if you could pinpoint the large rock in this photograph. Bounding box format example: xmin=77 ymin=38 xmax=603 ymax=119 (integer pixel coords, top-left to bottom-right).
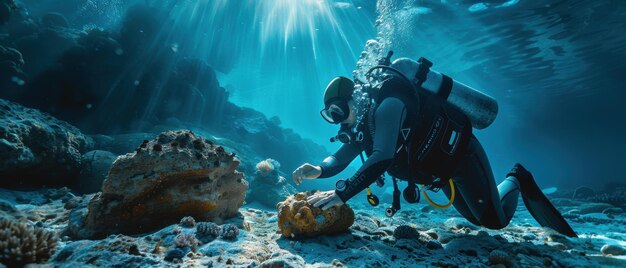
xmin=71 ymin=130 xmax=248 ymax=239
xmin=277 ymin=191 xmax=354 ymax=238
xmin=248 ymin=159 xmax=296 ymax=207
xmin=77 ymin=150 xmax=118 ymax=194
xmin=0 ymin=99 xmax=93 ymax=188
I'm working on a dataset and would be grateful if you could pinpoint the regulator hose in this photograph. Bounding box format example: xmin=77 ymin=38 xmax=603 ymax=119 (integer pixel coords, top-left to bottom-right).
xmin=421 ymin=179 xmax=456 ymax=209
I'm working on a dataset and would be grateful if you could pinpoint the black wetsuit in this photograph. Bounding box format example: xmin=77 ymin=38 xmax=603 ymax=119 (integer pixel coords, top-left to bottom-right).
xmin=318 ymin=77 xmax=521 ymax=229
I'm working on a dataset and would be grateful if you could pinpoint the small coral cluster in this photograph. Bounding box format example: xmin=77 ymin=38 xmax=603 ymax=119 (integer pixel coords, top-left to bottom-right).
xmin=194 ymin=221 xmax=239 ymax=242
xmin=248 ymin=159 xmax=296 ymax=207
xmin=277 ymin=191 xmax=355 ymax=238
xmin=196 ymin=222 xmax=221 ymax=242
xmin=172 ymin=216 xmax=240 ymax=255
xmin=0 ymin=219 xmax=58 ymax=266
xmin=179 ymin=216 xmax=196 ymax=228
xmin=173 ymin=233 xmax=198 ymax=252
xmin=220 ymin=224 xmax=240 ymax=240
xmin=255 ymin=159 xmax=277 ymax=174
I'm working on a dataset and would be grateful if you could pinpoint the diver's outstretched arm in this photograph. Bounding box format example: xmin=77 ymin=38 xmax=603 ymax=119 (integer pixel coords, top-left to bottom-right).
xmin=335 ymin=97 xmax=406 ymax=202
xmin=317 ymin=142 xmax=362 ymax=178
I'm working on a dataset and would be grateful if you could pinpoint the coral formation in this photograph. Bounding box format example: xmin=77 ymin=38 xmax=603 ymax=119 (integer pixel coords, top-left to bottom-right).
xmin=0 ymin=99 xmax=93 ymax=188
xmin=248 ymin=159 xmax=297 ymax=207
xmin=173 ymin=233 xmax=198 ymax=252
xmin=0 ymin=219 xmax=58 ymax=266
xmin=220 ymin=224 xmax=240 ymax=240
xmin=179 ymin=216 xmax=196 ymax=228
xmin=69 ymin=130 xmax=247 ymax=239
xmin=393 ymin=225 xmax=420 ymax=240
xmin=256 ymin=159 xmax=276 ymax=174
xmin=277 ymin=191 xmax=355 ymax=238
xmin=196 ymin=222 xmax=220 ymax=242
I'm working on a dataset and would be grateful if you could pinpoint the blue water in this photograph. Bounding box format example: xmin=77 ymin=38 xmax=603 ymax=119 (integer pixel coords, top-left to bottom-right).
xmin=9 ymin=0 xmax=626 ymax=189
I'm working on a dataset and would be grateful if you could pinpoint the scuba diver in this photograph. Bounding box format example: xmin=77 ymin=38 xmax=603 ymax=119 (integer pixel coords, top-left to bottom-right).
xmin=292 ymin=52 xmax=577 ymax=237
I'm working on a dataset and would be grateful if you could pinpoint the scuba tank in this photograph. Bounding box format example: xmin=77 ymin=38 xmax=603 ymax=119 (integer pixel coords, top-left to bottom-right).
xmin=390 ymin=58 xmax=498 ymax=129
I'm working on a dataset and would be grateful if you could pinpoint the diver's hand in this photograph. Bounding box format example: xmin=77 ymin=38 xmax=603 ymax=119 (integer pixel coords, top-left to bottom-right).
xmin=307 ymin=190 xmax=344 ymax=210
xmin=292 ymin=163 xmax=322 ymax=185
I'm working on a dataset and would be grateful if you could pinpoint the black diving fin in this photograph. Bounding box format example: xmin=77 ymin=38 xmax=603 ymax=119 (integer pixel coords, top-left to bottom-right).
xmin=508 ymin=163 xmax=578 ymax=238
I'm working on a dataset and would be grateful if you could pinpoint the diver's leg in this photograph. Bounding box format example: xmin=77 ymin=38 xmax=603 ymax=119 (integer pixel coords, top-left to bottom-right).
xmin=451 ymin=136 xmax=517 ymax=229
xmin=442 ymin=182 xmax=480 ymax=226
xmin=507 ymin=164 xmax=578 ymax=237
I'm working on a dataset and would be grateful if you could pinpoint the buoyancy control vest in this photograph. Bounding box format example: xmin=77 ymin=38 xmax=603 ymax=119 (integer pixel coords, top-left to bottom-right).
xmin=362 ymin=69 xmax=473 ymax=180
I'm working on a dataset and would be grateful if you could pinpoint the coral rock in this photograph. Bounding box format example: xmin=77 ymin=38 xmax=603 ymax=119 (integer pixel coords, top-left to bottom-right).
xmin=277 ymin=191 xmax=354 ymax=238
xmin=73 ymin=130 xmax=247 ymax=238
xmin=248 ymin=159 xmax=296 ymax=207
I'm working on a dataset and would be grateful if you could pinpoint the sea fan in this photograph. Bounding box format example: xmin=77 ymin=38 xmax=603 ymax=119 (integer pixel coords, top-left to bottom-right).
xmin=0 ymin=219 xmax=58 ymax=266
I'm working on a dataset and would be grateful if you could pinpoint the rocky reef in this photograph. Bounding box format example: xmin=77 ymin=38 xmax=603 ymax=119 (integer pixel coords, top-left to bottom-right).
xmin=277 ymin=191 xmax=355 ymax=238
xmin=248 ymin=159 xmax=296 ymax=207
xmin=0 ymin=99 xmax=93 ymax=188
xmin=1 ymin=184 xmax=626 ymax=267
xmin=68 ymin=130 xmax=248 ymax=239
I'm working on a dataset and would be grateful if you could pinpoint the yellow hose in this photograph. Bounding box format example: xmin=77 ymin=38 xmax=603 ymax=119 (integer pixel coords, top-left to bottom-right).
xmin=421 ymin=179 xmax=455 ymax=209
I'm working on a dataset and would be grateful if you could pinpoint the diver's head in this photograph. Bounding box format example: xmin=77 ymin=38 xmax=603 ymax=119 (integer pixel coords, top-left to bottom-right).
xmin=320 ymin=76 xmax=357 ymax=127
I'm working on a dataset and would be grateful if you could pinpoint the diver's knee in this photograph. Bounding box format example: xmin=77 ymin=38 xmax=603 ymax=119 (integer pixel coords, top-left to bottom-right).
xmin=478 ymin=204 xmax=508 ymax=229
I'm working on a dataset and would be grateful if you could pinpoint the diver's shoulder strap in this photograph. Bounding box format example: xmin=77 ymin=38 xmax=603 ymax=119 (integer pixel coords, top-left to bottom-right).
xmin=414 ymin=57 xmax=432 ymax=88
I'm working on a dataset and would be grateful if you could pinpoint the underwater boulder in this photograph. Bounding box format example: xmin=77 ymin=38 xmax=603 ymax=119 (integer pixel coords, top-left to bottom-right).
xmin=0 ymin=99 xmax=93 ymax=188
xmin=248 ymin=159 xmax=296 ymax=207
xmin=74 ymin=130 xmax=248 ymax=239
xmin=77 ymin=150 xmax=118 ymax=194
xmin=277 ymin=191 xmax=354 ymax=238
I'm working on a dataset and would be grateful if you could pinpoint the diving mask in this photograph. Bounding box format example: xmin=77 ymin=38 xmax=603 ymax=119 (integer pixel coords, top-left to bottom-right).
xmin=320 ymin=99 xmax=349 ymax=124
